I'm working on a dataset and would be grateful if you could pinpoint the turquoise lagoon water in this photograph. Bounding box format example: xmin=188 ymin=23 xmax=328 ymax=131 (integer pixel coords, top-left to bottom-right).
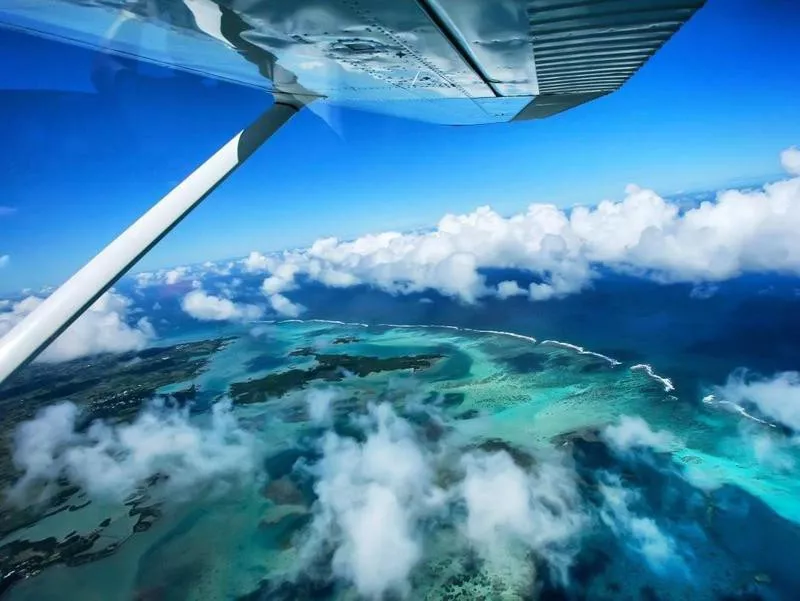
xmin=4 ymin=321 xmax=800 ymax=600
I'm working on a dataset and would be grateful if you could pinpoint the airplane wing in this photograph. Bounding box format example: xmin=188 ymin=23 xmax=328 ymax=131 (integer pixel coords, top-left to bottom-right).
xmin=0 ymin=0 xmax=705 ymax=124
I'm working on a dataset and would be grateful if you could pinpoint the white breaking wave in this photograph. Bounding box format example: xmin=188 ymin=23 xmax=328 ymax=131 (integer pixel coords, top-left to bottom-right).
xmin=701 ymin=393 xmax=774 ymax=427
xmin=542 ymin=340 xmax=621 ymax=366
xmin=349 ymin=321 xmax=538 ymax=345
xmin=275 ymin=318 xmax=370 ymax=328
xmin=722 ymin=401 xmax=775 ymax=427
xmin=307 ymin=319 xmax=367 ymax=327
xmin=279 ymin=319 xmax=538 ymax=346
xmin=461 ymin=328 xmax=537 ymax=344
xmin=387 ymin=323 xmax=537 ymax=345
xmin=630 ymin=364 xmax=675 ymax=392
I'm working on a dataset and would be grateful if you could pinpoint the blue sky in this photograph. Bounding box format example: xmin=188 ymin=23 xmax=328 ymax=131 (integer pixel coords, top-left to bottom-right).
xmin=1 ymin=0 xmax=799 ymax=294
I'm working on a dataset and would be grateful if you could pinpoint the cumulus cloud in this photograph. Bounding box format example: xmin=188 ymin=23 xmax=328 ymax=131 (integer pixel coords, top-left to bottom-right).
xmin=716 ymin=370 xmax=800 ymax=431
xmin=228 ymin=253 xmax=307 ymax=316
xmin=306 ymin=388 xmax=338 ymax=424
xmin=202 ymin=260 xmax=234 ymax=276
xmin=134 ymin=271 xmax=157 ymax=288
xmin=302 ymin=404 xmax=443 ymax=599
xmin=262 ymin=266 xmax=306 ymax=317
xmin=268 ymin=293 xmax=305 ymax=318
xmin=251 ymin=148 xmax=800 ymax=303
xmin=262 ymin=263 xmax=299 ymax=295
xmin=164 ymin=266 xmax=189 ymax=285
xmin=598 ymin=474 xmax=680 ymax=572
xmin=496 ymin=280 xmax=527 ymax=299
xmin=10 ymin=402 xmax=78 ymax=500
xmin=181 ymin=288 xmax=264 ymax=322
xmin=0 ymin=255 xmax=9 ymax=268
xmin=134 ymin=261 xmax=233 ymax=290
xmin=781 ymin=147 xmax=800 ymax=176
xmin=747 ymin=430 xmax=796 ymax=471
xmin=133 ymin=266 xmax=191 ymax=289
xmin=300 ymin=400 xmax=588 ymax=597
xmin=242 ymin=251 xmax=271 ymax=273
xmin=0 ymin=292 xmax=154 ymax=362
xmin=460 ymin=450 xmax=586 ymax=582
xmin=603 ymin=416 xmax=677 ymax=454
xmin=9 ymin=398 xmax=260 ymax=504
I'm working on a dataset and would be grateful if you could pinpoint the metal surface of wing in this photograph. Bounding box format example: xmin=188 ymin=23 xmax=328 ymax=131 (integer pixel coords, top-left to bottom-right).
xmin=0 ymin=0 xmax=705 ymax=124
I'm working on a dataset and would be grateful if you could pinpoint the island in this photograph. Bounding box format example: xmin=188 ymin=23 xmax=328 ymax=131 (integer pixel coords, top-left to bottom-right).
xmin=229 ymin=351 xmax=443 ymax=405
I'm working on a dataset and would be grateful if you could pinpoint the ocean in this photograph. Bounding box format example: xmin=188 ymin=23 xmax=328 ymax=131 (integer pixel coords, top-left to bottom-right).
xmin=3 ymin=274 xmax=800 ymax=599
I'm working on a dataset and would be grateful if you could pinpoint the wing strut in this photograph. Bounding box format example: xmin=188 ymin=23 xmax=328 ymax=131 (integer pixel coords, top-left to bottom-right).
xmin=0 ymin=94 xmax=312 ymax=385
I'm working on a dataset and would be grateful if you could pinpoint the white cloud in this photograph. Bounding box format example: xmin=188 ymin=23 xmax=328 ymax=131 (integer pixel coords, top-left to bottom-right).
xmin=0 ymin=206 xmax=15 ymax=216
xmin=0 ymin=292 xmax=154 ymax=362
xmin=716 ymin=370 xmax=800 ymax=431
xmin=181 ymin=288 xmax=264 ymax=322
xmin=296 ymin=404 xmax=594 ymax=596
xmin=9 ymin=398 xmax=261 ymax=504
xmin=0 ymin=255 xmax=9 ymax=268
xmin=598 ymin=474 xmax=680 ymax=572
xmin=603 ymin=416 xmax=677 ymax=454
xmin=164 ymin=266 xmax=189 ymax=285
xmin=261 ymin=263 xmax=299 ymax=295
xmin=496 ymin=280 xmax=526 ymax=299
xmin=293 ymin=399 xmax=697 ymax=594
xmin=460 ymin=450 xmax=586 ymax=582
xmin=9 ymin=402 xmax=78 ymax=502
xmin=133 ymin=265 xmax=194 ymax=288
xmin=134 ymin=261 xmax=235 ymax=290
xmin=253 ymin=148 xmax=800 ymax=302
xmin=306 ymin=388 xmax=338 ymax=424
xmin=242 ymin=251 xmax=271 ymax=273
xmin=268 ymin=293 xmax=305 ymax=318
xmin=302 ymin=404 xmax=443 ymax=599
xmin=134 ymin=271 xmax=156 ymax=288
xmin=747 ymin=430 xmax=796 ymax=471
xmin=201 ymin=260 xmax=234 ymax=276
xmin=781 ymin=146 xmax=800 ymax=176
